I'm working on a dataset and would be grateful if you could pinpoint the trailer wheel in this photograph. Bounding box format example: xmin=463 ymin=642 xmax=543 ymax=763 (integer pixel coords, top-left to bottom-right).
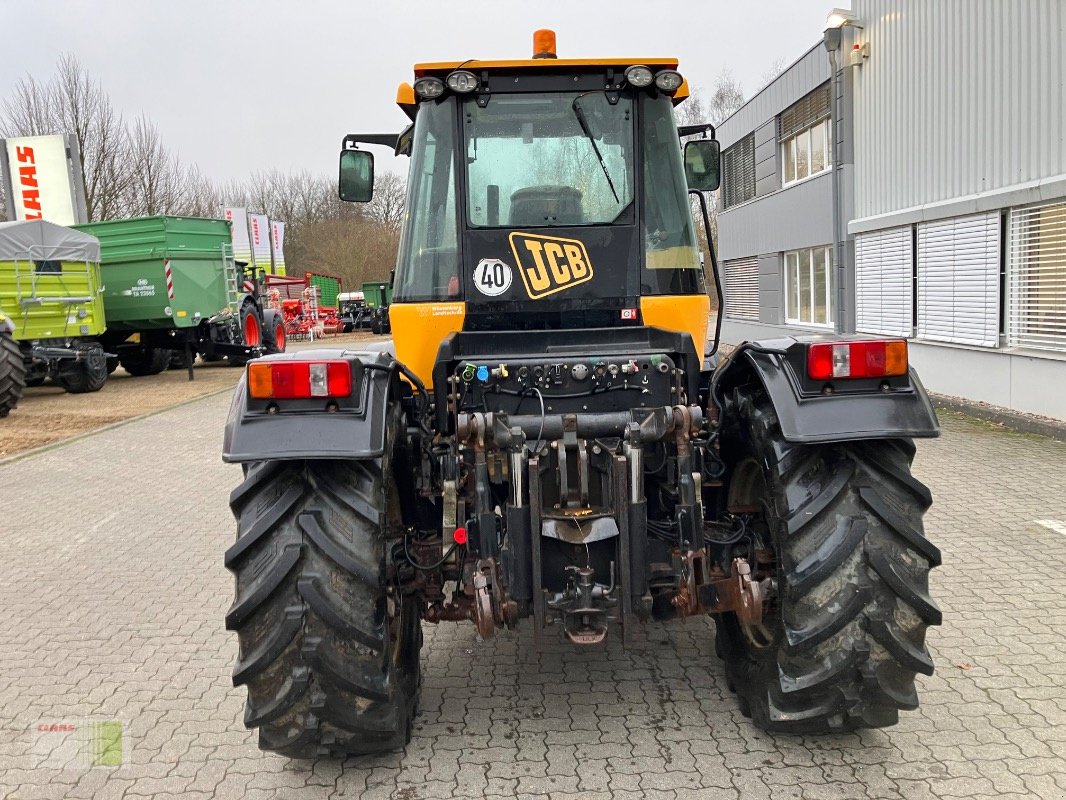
xmin=226 ymin=455 xmax=421 ymax=757
xmin=715 ymin=397 xmax=941 ymax=733
xmin=56 ymin=342 xmax=108 ymax=394
xmin=0 ymin=331 xmax=26 ymax=417
xmin=119 ymin=347 xmax=171 ymax=377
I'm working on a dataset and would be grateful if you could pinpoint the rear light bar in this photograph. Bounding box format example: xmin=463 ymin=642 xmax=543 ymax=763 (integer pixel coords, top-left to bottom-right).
xmin=807 ymin=340 xmax=908 ymax=381
xmin=247 ymin=360 xmax=352 ymax=400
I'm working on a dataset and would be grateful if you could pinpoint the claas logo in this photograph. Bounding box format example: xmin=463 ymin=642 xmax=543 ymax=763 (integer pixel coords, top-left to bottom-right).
xmin=508 ymin=233 xmax=594 ymax=300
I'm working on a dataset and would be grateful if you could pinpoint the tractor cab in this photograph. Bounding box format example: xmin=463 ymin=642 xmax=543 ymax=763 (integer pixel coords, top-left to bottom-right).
xmin=340 ymin=30 xmax=722 ymax=386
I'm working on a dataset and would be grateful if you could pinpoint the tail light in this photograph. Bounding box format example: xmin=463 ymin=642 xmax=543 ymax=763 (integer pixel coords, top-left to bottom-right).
xmin=247 ymin=360 xmax=352 ymax=400
xmin=807 ymin=340 xmax=908 ymax=381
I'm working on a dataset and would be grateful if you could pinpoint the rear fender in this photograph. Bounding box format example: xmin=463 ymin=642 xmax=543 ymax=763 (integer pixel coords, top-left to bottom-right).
xmin=222 ymin=348 xmax=399 ymax=462
xmin=715 ymin=337 xmax=940 ymax=443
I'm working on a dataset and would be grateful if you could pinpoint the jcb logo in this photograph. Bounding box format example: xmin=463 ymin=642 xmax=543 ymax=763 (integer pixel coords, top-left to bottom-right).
xmin=508 ymin=232 xmax=594 ymax=300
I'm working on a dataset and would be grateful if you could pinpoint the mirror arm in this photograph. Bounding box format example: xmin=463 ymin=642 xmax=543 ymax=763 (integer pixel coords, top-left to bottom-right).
xmin=690 ymin=188 xmax=723 ymax=357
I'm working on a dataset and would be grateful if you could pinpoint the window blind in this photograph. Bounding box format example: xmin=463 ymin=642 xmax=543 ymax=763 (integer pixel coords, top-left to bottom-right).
xmin=779 ymin=83 xmax=831 ymax=142
xmin=724 ymin=257 xmax=759 ymax=320
xmin=721 ymin=134 xmax=754 ymax=209
xmin=854 ymin=226 xmax=913 ymax=337
xmin=917 ymin=212 xmax=1000 ymax=347
xmin=1008 ymin=201 xmax=1066 ymax=351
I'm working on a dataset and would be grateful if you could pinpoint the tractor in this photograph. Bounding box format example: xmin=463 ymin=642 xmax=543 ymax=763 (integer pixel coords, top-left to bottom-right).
xmin=223 ymin=30 xmax=942 ymax=757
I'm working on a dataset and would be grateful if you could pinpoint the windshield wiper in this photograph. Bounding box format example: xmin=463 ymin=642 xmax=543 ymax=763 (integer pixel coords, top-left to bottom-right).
xmin=572 ymin=96 xmax=620 ymax=205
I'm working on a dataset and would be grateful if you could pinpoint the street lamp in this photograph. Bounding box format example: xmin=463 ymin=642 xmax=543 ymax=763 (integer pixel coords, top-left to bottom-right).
xmin=822 ymin=8 xmax=862 ymax=334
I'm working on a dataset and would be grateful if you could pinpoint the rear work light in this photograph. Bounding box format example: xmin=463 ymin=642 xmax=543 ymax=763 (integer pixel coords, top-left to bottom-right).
xmin=807 ymin=340 xmax=908 ymax=381
xmin=247 ymin=360 xmax=352 ymax=400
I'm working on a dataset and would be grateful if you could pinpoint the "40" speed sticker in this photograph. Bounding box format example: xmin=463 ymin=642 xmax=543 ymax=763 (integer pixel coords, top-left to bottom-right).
xmin=473 ymin=258 xmax=513 ymax=297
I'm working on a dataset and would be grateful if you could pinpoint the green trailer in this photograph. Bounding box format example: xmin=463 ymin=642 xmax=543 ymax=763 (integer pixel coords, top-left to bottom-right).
xmin=306 ymin=271 xmax=342 ymax=309
xmin=0 ymin=220 xmax=109 ymax=414
xmin=362 ymin=279 xmax=393 ymax=334
xmin=75 ymin=216 xmax=285 ymax=376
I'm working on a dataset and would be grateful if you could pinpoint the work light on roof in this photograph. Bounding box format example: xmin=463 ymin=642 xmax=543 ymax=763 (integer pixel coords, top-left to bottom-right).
xmin=624 ymin=65 xmax=654 ymax=88
xmin=446 ymin=70 xmax=478 ymax=93
xmin=654 ymin=70 xmax=684 ymax=93
xmin=413 ymin=77 xmax=445 ymax=100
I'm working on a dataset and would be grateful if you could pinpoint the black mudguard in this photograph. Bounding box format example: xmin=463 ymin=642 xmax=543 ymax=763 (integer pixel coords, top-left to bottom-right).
xmin=222 ymin=348 xmax=397 ymax=463
xmin=715 ymin=337 xmax=940 ymax=444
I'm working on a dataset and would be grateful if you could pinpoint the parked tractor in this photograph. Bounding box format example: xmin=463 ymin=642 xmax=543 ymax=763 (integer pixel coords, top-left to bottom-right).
xmin=223 ymin=31 xmax=942 ymax=757
xmin=0 ymin=311 xmax=25 ymax=417
xmin=362 ymin=279 xmax=392 ymax=334
xmin=0 ymin=220 xmax=109 ymax=410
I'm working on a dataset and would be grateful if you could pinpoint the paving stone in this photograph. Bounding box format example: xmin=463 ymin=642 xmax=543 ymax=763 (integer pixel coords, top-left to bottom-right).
xmin=2 ymin=381 xmax=1065 ymax=800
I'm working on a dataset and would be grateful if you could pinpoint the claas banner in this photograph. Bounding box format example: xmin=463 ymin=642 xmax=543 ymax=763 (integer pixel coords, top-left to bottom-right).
xmin=223 ymin=207 xmax=253 ymax=268
xmin=1 ymin=134 xmax=88 ymax=225
xmin=271 ymin=220 xmax=286 ymax=277
xmin=249 ymin=213 xmax=271 ymax=274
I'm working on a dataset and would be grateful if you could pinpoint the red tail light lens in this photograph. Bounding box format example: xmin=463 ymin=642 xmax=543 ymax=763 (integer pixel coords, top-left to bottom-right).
xmin=807 ymin=340 xmax=908 ymax=381
xmin=247 ymin=360 xmax=352 ymax=400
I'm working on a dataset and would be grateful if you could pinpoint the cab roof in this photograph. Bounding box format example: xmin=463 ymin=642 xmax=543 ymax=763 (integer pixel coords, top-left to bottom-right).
xmin=413 ymin=57 xmax=680 ymax=77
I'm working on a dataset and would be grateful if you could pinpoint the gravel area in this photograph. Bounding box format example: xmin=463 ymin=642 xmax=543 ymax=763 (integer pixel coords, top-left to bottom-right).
xmin=0 ymin=331 xmax=379 ymax=460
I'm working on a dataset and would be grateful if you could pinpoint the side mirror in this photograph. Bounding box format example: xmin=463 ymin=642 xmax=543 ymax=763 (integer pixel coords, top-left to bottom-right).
xmin=684 ymin=139 xmax=721 ymax=192
xmin=339 ymin=149 xmax=374 ymax=202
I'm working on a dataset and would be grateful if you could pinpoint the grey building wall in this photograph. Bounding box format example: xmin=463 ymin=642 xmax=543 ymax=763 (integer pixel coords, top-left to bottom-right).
xmin=717 ymin=45 xmax=830 ymax=150
xmin=718 ymin=172 xmax=834 ymax=259
xmin=849 ymin=0 xmax=1066 ymax=233
xmin=753 ymin=121 xmax=779 ymax=198
xmin=758 ymin=253 xmax=782 ymax=325
xmin=718 ymin=43 xmax=843 ymax=341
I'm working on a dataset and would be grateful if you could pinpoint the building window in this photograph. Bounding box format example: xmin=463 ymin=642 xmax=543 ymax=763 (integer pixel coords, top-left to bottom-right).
xmin=721 ymin=133 xmax=755 ymax=209
xmin=855 ymin=226 xmax=913 ymax=338
xmin=1008 ymin=200 xmax=1066 ymax=351
xmin=723 ymin=257 xmax=759 ymax=320
xmin=785 ymin=246 xmax=832 ymax=326
xmin=779 ymin=84 xmax=831 ymax=186
xmin=917 ymin=212 xmax=1000 ymax=347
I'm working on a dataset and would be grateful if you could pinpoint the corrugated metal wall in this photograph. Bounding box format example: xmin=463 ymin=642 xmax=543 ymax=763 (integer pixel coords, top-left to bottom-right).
xmin=851 ymin=0 xmax=1066 ymax=224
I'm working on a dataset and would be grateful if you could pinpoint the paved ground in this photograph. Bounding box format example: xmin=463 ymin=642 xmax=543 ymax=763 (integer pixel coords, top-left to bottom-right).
xmin=0 ymin=331 xmax=377 ymax=459
xmin=0 ymin=398 xmax=1065 ymax=799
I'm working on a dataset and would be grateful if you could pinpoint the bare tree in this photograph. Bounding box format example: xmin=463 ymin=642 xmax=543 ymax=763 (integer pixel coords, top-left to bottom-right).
xmin=125 ymin=114 xmax=189 ymax=216
xmin=0 ymin=54 xmax=133 ymax=221
xmin=179 ymin=164 xmax=223 ymax=218
xmin=674 ymin=70 xmax=746 ymax=280
xmin=708 ymin=68 xmax=745 ymax=126
xmin=759 ymin=58 xmax=788 ymax=91
xmin=364 ymin=171 xmax=407 ymax=233
xmin=0 ymin=53 xmax=409 ymax=283
xmin=51 ymin=55 xmax=132 ymax=220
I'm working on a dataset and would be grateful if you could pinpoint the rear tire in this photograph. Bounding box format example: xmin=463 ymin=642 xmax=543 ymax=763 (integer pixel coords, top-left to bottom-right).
xmin=226 ymin=457 xmax=421 ymax=757
xmin=119 ymin=347 xmax=171 ymax=377
xmin=56 ymin=342 xmax=107 ymax=394
xmin=265 ymin=316 xmax=286 ymax=354
xmin=230 ymin=304 xmax=264 ymax=366
xmin=716 ymin=398 xmax=941 ymax=733
xmin=0 ymin=331 xmax=26 ymax=417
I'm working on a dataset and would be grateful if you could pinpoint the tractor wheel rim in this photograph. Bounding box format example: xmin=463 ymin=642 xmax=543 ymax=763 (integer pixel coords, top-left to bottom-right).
xmin=244 ymin=313 xmax=261 ymax=346
xmin=275 ymin=323 xmax=285 ymax=350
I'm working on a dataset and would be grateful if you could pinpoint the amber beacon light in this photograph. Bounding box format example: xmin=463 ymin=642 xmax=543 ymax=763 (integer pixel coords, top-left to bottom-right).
xmin=533 ymin=29 xmax=557 ymax=59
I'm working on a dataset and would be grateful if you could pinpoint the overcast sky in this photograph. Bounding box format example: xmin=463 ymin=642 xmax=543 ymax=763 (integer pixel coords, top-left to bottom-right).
xmin=2 ymin=0 xmax=843 ymax=182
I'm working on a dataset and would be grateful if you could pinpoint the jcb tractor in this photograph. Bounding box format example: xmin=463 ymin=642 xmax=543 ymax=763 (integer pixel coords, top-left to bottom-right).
xmin=223 ymin=31 xmax=941 ymax=757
